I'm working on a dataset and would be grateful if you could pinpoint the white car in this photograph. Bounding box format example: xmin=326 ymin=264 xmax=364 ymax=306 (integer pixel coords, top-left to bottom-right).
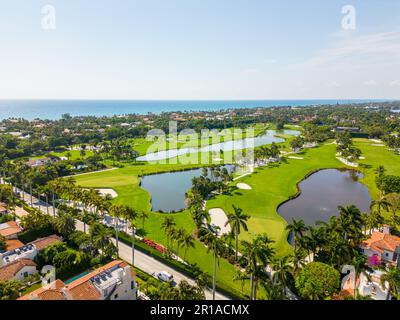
xmin=156 ymin=271 xmax=174 ymax=282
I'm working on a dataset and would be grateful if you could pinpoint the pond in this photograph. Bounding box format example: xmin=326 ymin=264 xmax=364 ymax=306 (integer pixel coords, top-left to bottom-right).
xmin=278 ymin=169 xmax=372 ymax=226
xmin=140 ymin=166 xmax=233 ymax=212
xmin=137 ymin=129 xmax=300 ymax=162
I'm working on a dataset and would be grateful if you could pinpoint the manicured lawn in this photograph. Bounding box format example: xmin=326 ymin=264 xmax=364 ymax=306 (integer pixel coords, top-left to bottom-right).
xmin=73 ymin=135 xmax=400 ymax=297
xmin=75 ymin=162 xmax=249 ymax=296
xmin=207 ymin=143 xmax=346 ymax=256
xmin=50 ymin=149 xmax=94 ymax=160
xmin=354 ymin=139 xmax=400 ymax=199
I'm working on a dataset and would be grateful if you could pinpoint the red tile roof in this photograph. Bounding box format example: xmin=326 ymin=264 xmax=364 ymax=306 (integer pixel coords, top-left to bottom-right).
xmin=5 ymin=239 xmax=24 ymax=251
xmin=363 ymin=231 xmax=400 ymax=253
xmin=0 ymin=258 xmax=36 ymax=281
xmin=18 ymin=280 xmax=67 ymax=300
xmin=0 ymin=221 xmax=23 ymax=238
xmin=29 ymin=235 xmax=63 ymax=251
xmin=19 ymin=260 xmax=131 ymax=300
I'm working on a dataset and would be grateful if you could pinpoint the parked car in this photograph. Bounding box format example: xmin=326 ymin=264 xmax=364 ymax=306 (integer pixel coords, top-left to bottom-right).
xmin=156 ymin=271 xmax=174 ymax=282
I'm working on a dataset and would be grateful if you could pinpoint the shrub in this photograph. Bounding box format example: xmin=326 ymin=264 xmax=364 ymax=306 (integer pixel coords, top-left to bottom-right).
xmin=18 ymin=225 xmax=56 ymax=243
xmin=295 ymin=262 xmax=340 ymax=300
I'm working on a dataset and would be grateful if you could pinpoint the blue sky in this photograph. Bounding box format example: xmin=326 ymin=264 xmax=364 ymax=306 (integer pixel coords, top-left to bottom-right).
xmin=0 ymin=0 xmax=399 ymax=99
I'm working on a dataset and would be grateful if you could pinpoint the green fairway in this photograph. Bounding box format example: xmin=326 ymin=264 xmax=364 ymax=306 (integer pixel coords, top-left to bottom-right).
xmin=73 ymin=137 xmax=400 ymax=297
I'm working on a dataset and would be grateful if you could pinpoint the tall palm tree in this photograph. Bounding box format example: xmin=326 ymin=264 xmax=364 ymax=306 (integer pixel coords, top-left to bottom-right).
xmin=285 ymin=219 xmax=308 ymax=251
xmin=124 ymin=206 xmax=138 ymax=266
xmin=338 ymin=205 xmax=364 ymax=244
xmin=200 ymin=224 xmax=224 ymax=300
xmin=138 ymin=211 xmax=149 ymax=230
xmin=89 ymin=222 xmax=114 ymax=258
xmin=370 ymin=197 xmax=391 ymax=217
xmin=233 ymin=270 xmax=249 ymax=294
xmin=53 ymin=211 xmax=76 ymax=238
xmin=161 ymin=217 xmax=176 ymax=251
xmin=109 ymin=204 xmax=125 ymax=257
xmin=272 ymin=255 xmax=294 ymax=296
xmin=242 ymin=233 xmax=275 ymax=300
xmin=385 ymin=193 xmax=400 ymax=222
xmin=181 ymin=232 xmax=195 ymax=261
xmin=225 ymin=205 xmax=249 ymax=261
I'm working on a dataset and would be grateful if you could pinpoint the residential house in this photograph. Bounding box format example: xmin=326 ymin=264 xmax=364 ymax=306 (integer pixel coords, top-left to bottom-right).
xmin=27 ymin=157 xmax=57 ymax=168
xmin=0 ymin=221 xmax=23 ymax=240
xmin=4 ymin=239 xmax=25 ymax=251
xmin=0 ymin=235 xmax=62 ymax=266
xmin=0 ymin=258 xmax=37 ymax=282
xmin=19 ymin=260 xmax=137 ymax=300
xmin=337 ymin=269 xmax=391 ymax=300
xmin=360 ymin=227 xmax=400 ymax=268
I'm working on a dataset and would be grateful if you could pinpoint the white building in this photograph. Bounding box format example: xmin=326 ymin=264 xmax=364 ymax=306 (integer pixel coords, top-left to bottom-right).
xmin=20 ymin=260 xmax=137 ymax=300
xmin=0 ymin=258 xmax=37 ymax=282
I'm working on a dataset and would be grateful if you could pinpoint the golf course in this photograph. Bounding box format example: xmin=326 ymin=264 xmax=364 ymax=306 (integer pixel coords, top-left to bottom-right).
xmin=73 ymin=130 xmax=400 ymax=297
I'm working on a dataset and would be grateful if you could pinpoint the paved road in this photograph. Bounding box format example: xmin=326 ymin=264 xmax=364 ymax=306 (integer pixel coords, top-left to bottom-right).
xmin=14 ymin=186 xmax=229 ymax=300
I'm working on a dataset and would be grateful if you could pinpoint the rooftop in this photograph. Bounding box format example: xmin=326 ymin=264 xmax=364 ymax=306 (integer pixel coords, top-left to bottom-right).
xmin=362 ymin=231 xmax=400 ymax=253
xmin=28 ymin=235 xmax=62 ymax=251
xmin=0 ymin=221 xmax=23 ymax=238
xmin=0 ymin=258 xmax=36 ymax=282
xmin=20 ymin=260 xmax=132 ymax=300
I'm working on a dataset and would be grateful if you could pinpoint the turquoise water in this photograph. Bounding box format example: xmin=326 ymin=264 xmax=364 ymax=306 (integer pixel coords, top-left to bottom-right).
xmin=0 ymin=99 xmax=386 ymax=120
xmin=64 ymin=270 xmax=91 ymax=284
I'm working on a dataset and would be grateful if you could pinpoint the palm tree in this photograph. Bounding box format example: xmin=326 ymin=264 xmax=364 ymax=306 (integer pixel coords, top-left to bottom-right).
xmin=338 ymin=205 xmax=364 ymax=244
xmin=381 ymin=267 xmax=400 ymax=300
xmin=285 ymin=219 xmax=308 ymax=251
xmin=233 ymin=270 xmax=248 ymax=294
xmin=138 ymin=211 xmax=149 ymax=230
xmin=124 ymin=207 xmax=138 ymax=266
xmin=225 ymin=205 xmax=249 ymax=261
xmin=109 ymin=204 xmax=125 ymax=256
xmin=200 ymin=224 xmax=224 ymax=300
xmin=242 ymin=233 xmax=275 ymax=300
xmin=370 ymin=197 xmax=391 ymax=217
xmin=261 ymin=278 xmax=285 ymax=300
xmin=53 ymin=211 xmax=76 ymax=238
xmin=385 ymin=193 xmax=400 ymax=222
xmin=181 ymin=232 xmax=195 ymax=260
xmin=272 ymin=255 xmax=294 ymax=296
xmin=89 ymin=222 xmax=114 ymax=258
xmin=161 ymin=217 xmax=176 ymax=251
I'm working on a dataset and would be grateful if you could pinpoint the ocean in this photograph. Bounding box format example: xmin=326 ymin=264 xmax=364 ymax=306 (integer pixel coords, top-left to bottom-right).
xmin=0 ymin=99 xmax=387 ymax=121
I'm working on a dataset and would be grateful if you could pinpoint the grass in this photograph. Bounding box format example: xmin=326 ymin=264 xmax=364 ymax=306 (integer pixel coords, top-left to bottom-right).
xmin=207 ymin=142 xmax=346 ymax=256
xmin=72 ymin=132 xmax=400 ymax=298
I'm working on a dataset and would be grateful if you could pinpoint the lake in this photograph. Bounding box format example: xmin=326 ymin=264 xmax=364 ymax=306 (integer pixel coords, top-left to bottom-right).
xmin=278 ymin=169 xmax=372 ymax=226
xmin=141 ymin=166 xmax=232 ymax=212
xmin=137 ymin=129 xmax=300 ymax=161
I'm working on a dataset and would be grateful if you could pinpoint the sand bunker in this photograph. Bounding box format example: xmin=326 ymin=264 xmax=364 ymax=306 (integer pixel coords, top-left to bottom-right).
xmin=237 ymin=183 xmax=252 ymax=190
xmin=96 ymin=188 xmax=118 ymax=198
xmin=371 ymin=144 xmax=385 ymax=147
xmin=288 ymin=156 xmax=304 ymax=160
xmin=208 ymin=208 xmax=231 ymax=235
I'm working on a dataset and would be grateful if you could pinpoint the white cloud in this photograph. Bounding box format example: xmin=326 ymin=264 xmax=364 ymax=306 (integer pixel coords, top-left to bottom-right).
xmin=363 ymin=79 xmax=378 ymax=87
xmin=294 ymin=31 xmax=400 ymax=68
